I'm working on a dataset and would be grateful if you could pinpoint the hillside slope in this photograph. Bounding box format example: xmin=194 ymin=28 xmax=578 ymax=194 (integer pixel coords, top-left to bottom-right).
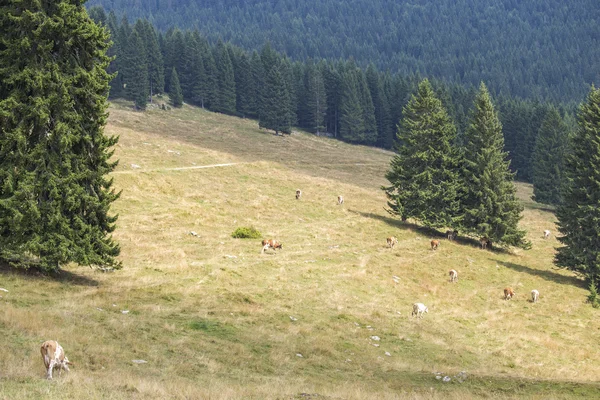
xmin=1 ymin=102 xmax=599 ymax=399
xmin=87 ymin=0 xmax=599 ymax=101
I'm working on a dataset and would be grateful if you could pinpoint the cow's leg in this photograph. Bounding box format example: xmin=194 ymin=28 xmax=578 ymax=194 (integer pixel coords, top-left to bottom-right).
xmin=46 ymin=359 xmax=55 ymax=379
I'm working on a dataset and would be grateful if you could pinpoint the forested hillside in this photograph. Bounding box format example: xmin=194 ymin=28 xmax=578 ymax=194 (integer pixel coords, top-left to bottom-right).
xmin=86 ymin=0 xmax=599 ymax=102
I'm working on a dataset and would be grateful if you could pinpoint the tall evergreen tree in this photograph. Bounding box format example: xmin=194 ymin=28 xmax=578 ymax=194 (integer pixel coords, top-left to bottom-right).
xmin=383 ymin=79 xmax=460 ymax=228
xmin=339 ymin=68 xmax=365 ymax=143
xmin=459 ymin=83 xmax=529 ymax=248
xmin=123 ymin=30 xmax=148 ymax=109
xmin=259 ymin=64 xmax=291 ymax=135
xmin=555 ymin=86 xmax=600 ymax=287
xmin=305 ymin=62 xmax=327 ymax=134
xmin=169 ymin=67 xmax=183 ymax=107
xmin=138 ymin=19 xmax=164 ymax=97
xmin=0 ymin=0 xmax=120 ymax=271
xmin=531 ymin=107 xmax=569 ymax=205
xmin=213 ymin=41 xmax=236 ymax=115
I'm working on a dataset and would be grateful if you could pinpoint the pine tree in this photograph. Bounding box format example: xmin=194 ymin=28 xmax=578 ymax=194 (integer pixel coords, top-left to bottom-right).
xmin=138 ymin=19 xmax=164 ymax=97
xmin=123 ymin=30 xmax=148 ymax=109
xmin=259 ymin=64 xmax=291 ymax=135
xmin=555 ymin=86 xmax=600 ymax=286
xmin=339 ymin=68 xmax=365 ymax=143
xmin=0 ymin=0 xmax=120 ymax=271
xmin=169 ymin=67 xmax=183 ymax=107
xmin=305 ymin=62 xmax=327 ymax=134
xmin=459 ymin=83 xmax=529 ymax=248
xmin=531 ymin=107 xmax=569 ymax=205
xmin=383 ymin=79 xmax=461 ymax=228
xmin=356 ymin=68 xmax=377 ymax=145
xmin=212 ymin=41 xmax=236 ymax=115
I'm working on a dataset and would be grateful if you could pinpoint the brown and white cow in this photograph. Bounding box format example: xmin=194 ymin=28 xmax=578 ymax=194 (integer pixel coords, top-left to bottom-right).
xmin=430 ymin=239 xmax=440 ymax=250
xmin=261 ymin=239 xmax=283 ymax=253
xmin=449 ymin=269 xmax=458 ymax=283
xmin=40 ymin=340 xmax=72 ymax=380
xmin=337 ymin=195 xmax=344 ymax=205
xmin=387 ymin=236 xmax=398 ymax=249
xmin=296 ymin=189 xmax=302 ymax=200
xmin=504 ymin=287 xmax=515 ymax=300
xmin=480 ymin=237 xmax=492 ymax=250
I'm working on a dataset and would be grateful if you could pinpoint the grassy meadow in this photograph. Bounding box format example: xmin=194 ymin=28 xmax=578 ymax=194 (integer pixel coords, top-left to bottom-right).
xmin=1 ymin=100 xmax=599 ymax=399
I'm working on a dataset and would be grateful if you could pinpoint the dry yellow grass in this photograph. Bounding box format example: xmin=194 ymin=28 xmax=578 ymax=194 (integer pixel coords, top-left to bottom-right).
xmin=1 ymin=100 xmax=599 ymax=399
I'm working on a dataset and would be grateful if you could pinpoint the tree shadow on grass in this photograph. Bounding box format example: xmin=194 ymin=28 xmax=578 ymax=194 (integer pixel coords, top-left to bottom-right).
xmin=349 ymin=209 xmax=513 ymax=254
xmin=0 ymin=260 xmax=99 ymax=287
xmin=495 ymin=260 xmax=586 ymax=288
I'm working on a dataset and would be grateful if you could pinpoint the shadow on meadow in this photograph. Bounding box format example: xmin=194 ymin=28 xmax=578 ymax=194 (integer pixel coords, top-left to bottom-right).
xmin=0 ymin=261 xmax=99 ymax=287
xmin=495 ymin=260 xmax=585 ymax=288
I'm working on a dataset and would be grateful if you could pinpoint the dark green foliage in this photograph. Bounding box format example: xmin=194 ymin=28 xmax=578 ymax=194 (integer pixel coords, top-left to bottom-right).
xmin=383 ymin=79 xmax=461 ymax=228
xmin=339 ymin=68 xmax=365 ymax=143
xmin=86 ymin=0 xmax=596 ymax=103
xmin=137 ymin=20 xmax=164 ymax=96
xmin=458 ymin=83 xmax=529 ymax=248
xmin=555 ymin=87 xmax=600 ymax=285
xmin=231 ymin=226 xmax=262 ymax=239
xmin=169 ymin=68 xmax=183 ymax=107
xmin=304 ymin=62 xmax=327 ymax=134
xmin=123 ymin=30 xmax=148 ymax=109
xmin=259 ymin=64 xmax=292 ymax=135
xmin=587 ymin=281 xmax=599 ymax=308
xmin=531 ymin=107 xmax=569 ymax=205
xmin=212 ymin=41 xmax=237 ymax=115
xmin=0 ymin=0 xmax=120 ymax=271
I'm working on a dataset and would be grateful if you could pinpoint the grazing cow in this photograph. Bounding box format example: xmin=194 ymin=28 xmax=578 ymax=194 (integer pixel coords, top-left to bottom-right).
xmin=412 ymin=303 xmax=429 ymax=318
xmin=40 ymin=340 xmax=72 ymax=380
xmin=337 ymin=195 xmax=344 ymax=205
xmin=446 ymin=230 xmax=458 ymax=240
xmin=449 ymin=269 xmax=458 ymax=283
xmin=531 ymin=289 xmax=539 ymax=303
xmin=430 ymin=239 xmax=440 ymax=250
xmin=480 ymin=237 xmax=492 ymax=250
xmin=504 ymin=287 xmax=515 ymax=300
xmin=296 ymin=189 xmax=302 ymax=200
xmin=543 ymin=230 xmax=551 ymax=239
xmin=387 ymin=236 xmax=398 ymax=249
xmin=261 ymin=239 xmax=283 ymax=253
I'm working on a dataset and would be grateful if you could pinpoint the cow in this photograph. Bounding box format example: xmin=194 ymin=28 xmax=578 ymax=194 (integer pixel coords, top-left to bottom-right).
xmin=480 ymin=237 xmax=492 ymax=250
xmin=261 ymin=239 xmax=283 ymax=253
xmin=387 ymin=236 xmax=398 ymax=249
xmin=337 ymin=195 xmax=344 ymax=205
xmin=430 ymin=239 xmax=440 ymax=250
xmin=412 ymin=303 xmax=428 ymax=318
xmin=296 ymin=189 xmax=302 ymax=200
xmin=531 ymin=289 xmax=539 ymax=303
xmin=40 ymin=340 xmax=72 ymax=380
xmin=543 ymin=230 xmax=551 ymax=239
xmin=504 ymin=287 xmax=515 ymax=300
xmin=449 ymin=269 xmax=458 ymax=283
xmin=446 ymin=230 xmax=458 ymax=240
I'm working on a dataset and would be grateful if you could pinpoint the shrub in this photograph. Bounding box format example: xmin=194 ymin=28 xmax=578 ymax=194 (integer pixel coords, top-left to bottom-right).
xmin=231 ymin=226 xmax=262 ymax=239
xmin=587 ymin=281 xmax=599 ymax=308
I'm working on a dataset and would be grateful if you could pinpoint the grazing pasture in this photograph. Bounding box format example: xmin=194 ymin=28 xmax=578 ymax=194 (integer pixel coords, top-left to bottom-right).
xmin=0 ymin=101 xmax=598 ymax=399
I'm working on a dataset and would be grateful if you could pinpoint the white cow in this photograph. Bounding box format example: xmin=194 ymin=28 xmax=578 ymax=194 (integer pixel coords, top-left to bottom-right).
xmin=40 ymin=340 xmax=72 ymax=379
xmin=412 ymin=303 xmax=428 ymax=318
xmin=543 ymin=230 xmax=551 ymax=239
xmin=337 ymin=195 xmax=344 ymax=205
xmin=449 ymin=269 xmax=458 ymax=283
xmin=296 ymin=189 xmax=302 ymax=200
xmin=531 ymin=289 xmax=540 ymax=303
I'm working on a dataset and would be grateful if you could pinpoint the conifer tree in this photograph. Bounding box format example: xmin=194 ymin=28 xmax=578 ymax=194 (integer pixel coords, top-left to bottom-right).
xmin=0 ymin=0 xmax=120 ymax=271
xmin=531 ymin=107 xmax=569 ymax=205
xmin=212 ymin=41 xmax=236 ymax=115
xmin=339 ymin=68 xmax=365 ymax=143
xmin=123 ymin=30 xmax=148 ymax=109
xmin=357 ymin=68 xmax=377 ymax=145
xmin=459 ymin=83 xmax=529 ymax=248
xmin=259 ymin=64 xmax=291 ymax=135
xmin=169 ymin=67 xmax=183 ymax=107
xmin=383 ymin=79 xmax=461 ymax=227
xmin=555 ymin=86 xmax=600 ymax=287
xmin=305 ymin=63 xmax=327 ymax=134
xmin=139 ymin=20 xmax=164 ymax=97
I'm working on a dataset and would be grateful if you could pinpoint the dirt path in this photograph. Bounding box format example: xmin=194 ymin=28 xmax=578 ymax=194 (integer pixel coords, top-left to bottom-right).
xmin=113 ymin=162 xmax=245 ymax=174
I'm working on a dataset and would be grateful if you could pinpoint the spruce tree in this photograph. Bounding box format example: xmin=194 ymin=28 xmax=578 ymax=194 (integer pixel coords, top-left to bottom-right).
xmin=213 ymin=41 xmax=236 ymax=115
xmin=169 ymin=68 xmax=183 ymax=108
xmin=124 ymin=30 xmax=149 ymax=110
xmin=259 ymin=64 xmax=291 ymax=135
xmin=383 ymin=79 xmax=460 ymax=228
xmin=459 ymin=83 xmax=529 ymax=248
xmin=531 ymin=107 xmax=569 ymax=205
xmin=555 ymin=86 xmax=600 ymax=287
xmin=305 ymin=63 xmax=327 ymax=134
xmin=339 ymin=68 xmax=365 ymax=143
xmin=0 ymin=0 xmax=120 ymax=271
